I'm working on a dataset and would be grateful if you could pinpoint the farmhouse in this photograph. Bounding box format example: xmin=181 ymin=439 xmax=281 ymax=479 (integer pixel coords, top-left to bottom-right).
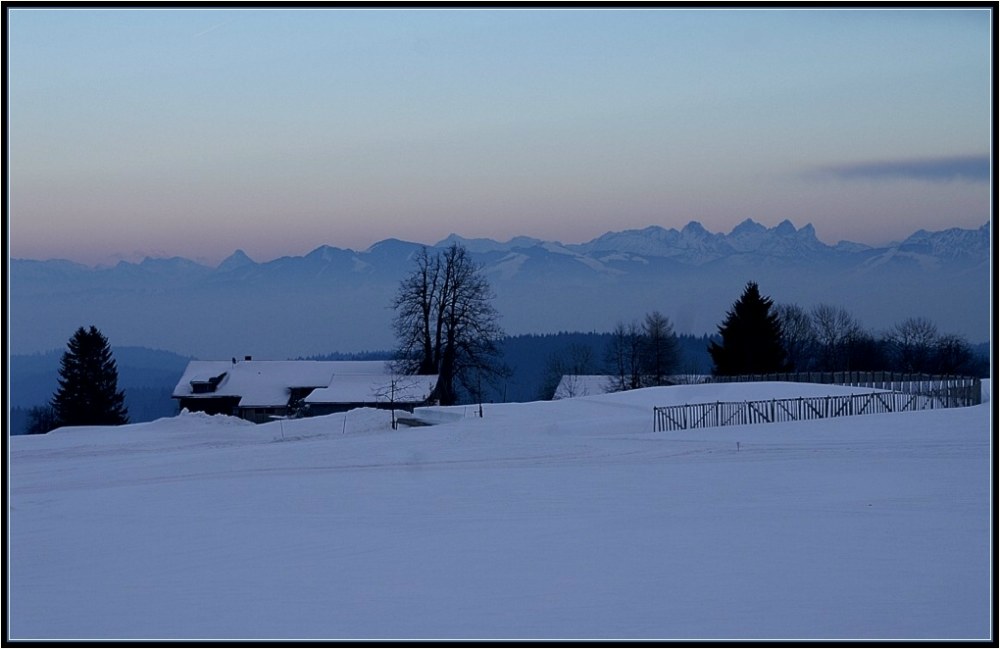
xmin=172 ymin=358 xmax=437 ymax=423
xmin=553 ymin=375 xmax=615 ymax=400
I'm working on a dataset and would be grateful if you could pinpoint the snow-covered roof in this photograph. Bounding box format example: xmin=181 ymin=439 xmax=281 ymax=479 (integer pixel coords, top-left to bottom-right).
xmin=172 ymin=360 xmax=433 ymax=409
xmin=303 ymin=360 xmax=391 ymax=376
xmin=553 ymin=375 xmax=616 ymax=400
xmin=173 ymin=360 xmax=346 ymax=408
xmin=305 ymin=374 xmax=437 ymax=405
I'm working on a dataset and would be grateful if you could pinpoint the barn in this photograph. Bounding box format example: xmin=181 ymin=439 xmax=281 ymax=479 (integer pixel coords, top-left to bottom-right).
xmin=172 ymin=358 xmax=437 ymax=423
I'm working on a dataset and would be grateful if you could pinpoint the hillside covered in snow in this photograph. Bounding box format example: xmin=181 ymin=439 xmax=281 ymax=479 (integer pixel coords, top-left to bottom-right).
xmin=8 ymin=381 xmax=992 ymax=641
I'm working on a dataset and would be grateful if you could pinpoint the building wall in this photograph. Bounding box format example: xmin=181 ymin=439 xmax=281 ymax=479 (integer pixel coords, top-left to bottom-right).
xmin=177 ymin=396 xmax=241 ymax=417
xmin=238 ymin=407 xmax=289 ymax=424
xmin=305 ymin=402 xmax=420 ymax=417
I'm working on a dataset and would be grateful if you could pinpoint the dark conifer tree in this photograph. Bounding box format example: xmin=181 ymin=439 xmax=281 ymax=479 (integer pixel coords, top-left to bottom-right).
xmin=51 ymin=326 xmax=129 ymax=427
xmin=709 ymin=281 xmax=788 ymax=376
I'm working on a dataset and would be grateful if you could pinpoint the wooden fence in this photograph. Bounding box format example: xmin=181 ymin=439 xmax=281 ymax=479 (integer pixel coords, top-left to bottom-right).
xmin=708 ymin=372 xmax=981 ymax=408
xmin=653 ymin=391 xmax=941 ymax=432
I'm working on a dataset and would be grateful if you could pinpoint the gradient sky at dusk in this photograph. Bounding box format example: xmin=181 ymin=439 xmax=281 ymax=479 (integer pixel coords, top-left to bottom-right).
xmin=7 ymin=7 xmax=992 ymax=266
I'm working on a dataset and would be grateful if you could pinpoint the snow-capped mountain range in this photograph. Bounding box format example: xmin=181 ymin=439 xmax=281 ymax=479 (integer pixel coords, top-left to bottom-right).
xmin=10 ymin=220 xmax=990 ymax=358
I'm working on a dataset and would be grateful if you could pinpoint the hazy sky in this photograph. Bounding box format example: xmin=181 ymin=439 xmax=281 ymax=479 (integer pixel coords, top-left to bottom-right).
xmin=8 ymin=7 xmax=992 ymax=266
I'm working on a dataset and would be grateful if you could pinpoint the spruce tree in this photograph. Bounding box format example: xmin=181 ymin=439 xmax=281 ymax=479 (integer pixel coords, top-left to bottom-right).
xmin=51 ymin=326 xmax=129 ymax=427
xmin=709 ymin=282 xmax=788 ymax=376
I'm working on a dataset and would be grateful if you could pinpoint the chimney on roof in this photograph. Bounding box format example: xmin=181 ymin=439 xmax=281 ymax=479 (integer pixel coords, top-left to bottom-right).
xmin=245 ymin=355 xmax=252 ymax=361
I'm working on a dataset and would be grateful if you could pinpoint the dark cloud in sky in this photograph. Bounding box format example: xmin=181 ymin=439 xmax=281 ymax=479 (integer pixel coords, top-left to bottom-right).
xmin=816 ymin=155 xmax=990 ymax=182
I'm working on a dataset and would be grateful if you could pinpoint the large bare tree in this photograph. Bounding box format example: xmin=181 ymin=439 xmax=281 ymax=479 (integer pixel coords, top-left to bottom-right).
xmin=392 ymin=244 xmax=504 ymax=406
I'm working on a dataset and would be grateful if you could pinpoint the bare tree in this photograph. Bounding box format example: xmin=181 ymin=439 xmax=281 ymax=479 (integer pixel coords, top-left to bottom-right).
xmin=887 ymin=317 xmax=939 ymax=373
xmin=25 ymin=405 xmax=58 ymax=435
xmin=641 ymin=311 xmax=679 ymax=386
xmin=810 ymin=304 xmax=862 ymax=370
xmin=374 ymin=363 xmax=434 ymax=429
xmin=625 ymin=323 xmax=645 ymax=389
xmin=392 ymin=247 xmax=441 ymax=376
xmin=775 ymin=303 xmax=816 ymax=371
xmin=605 ymin=320 xmax=644 ymax=391
xmin=392 ymin=244 xmax=504 ymax=406
xmin=933 ymin=333 xmax=974 ymax=375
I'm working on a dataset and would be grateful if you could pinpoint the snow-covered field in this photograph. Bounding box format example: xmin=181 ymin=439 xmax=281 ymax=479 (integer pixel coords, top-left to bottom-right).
xmin=8 ymin=382 xmax=992 ymax=641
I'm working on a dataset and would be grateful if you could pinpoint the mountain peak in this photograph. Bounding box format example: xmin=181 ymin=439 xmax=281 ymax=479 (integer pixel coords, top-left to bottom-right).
xmin=218 ymin=249 xmax=255 ymax=271
xmin=773 ymin=221 xmax=822 ymax=241
xmin=681 ymin=221 xmax=709 ymax=236
xmin=774 ymin=219 xmax=797 ymax=236
xmin=730 ymin=218 xmax=766 ymax=236
xmin=365 ymin=238 xmax=420 ymax=253
xmin=305 ymin=245 xmax=346 ymax=261
xmin=437 ymin=233 xmax=468 ymax=246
